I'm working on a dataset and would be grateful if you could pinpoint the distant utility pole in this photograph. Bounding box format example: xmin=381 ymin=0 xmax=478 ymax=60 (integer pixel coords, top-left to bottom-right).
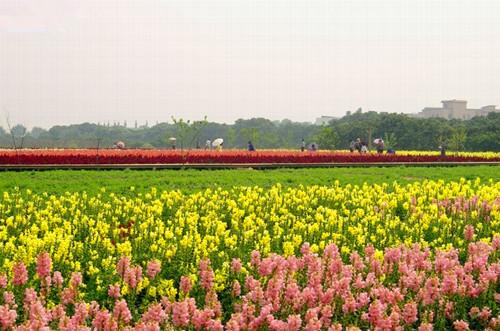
xmin=367 ymin=127 xmax=373 ymax=150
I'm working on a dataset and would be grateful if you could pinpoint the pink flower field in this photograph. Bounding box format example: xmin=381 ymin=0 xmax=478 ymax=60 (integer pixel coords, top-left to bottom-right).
xmin=1 ymin=238 xmax=499 ymax=330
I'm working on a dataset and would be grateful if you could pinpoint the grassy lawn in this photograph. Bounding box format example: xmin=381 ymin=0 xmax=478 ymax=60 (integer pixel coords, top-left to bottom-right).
xmin=1 ymin=165 xmax=498 ymax=195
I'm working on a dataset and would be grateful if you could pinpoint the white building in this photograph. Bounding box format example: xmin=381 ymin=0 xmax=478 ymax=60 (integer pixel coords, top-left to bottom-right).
xmin=415 ymin=100 xmax=499 ymax=120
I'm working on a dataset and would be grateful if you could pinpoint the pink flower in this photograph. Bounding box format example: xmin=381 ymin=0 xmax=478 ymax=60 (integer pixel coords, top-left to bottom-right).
xmin=251 ymin=250 xmax=261 ymax=268
xmin=172 ymin=300 xmax=191 ymax=328
xmin=478 ymin=307 xmax=491 ymax=321
xmin=206 ymin=319 xmax=223 ymax=331
xmin=0 ymin=304 xmax=17 ymax=329
xmin=231 ymin=258 xmax=242 ymax=273
xmin=70 ymin=272 xmax=82 ymax=288
xmin=192 ymin=308 xmax=213 ymax=330
xmin=0 ymin=275 xmax=7 ymax=288
xmin=403 ymin=302 xmax=418 ymax=325
xmin=52 ymin=271 xmax=64 ymax=287
xmin=61 ymin=288 xmax=76 ymax=305
xmin=36 ymin=252 xmax=51 ymax=278
xmin=199 ymin=259 xmax=214 ymax=291
xmin=464 ymin=225 xmax=475 ymax=241
xmin=180 ymin=276 xmax=192 ymax=294
xmin=453 ymin=320 xmax=469 ymax=331
xmin=125 ymin=266 xmax=143 ymax=289
xmin=108 ymin=284 xmax=121 ymax=299
xmin=141 ymin=303 xmax=166 ymax=324
xmin=232 ymin=280 xmax=241 ymax=297
xmin=117 ymin=256 xmax=131 ymax=278
xmin=23 ymin=288 xmax=37 ymax=307
xmin=3 ymin=292 xmax=15 ymax=306
xmin=492 ymin=235 xmax=500 ymax=250
xmin=418 ymin=323 xmax=433 ymax=331
xmin=468 ymin=306 xmax=480 ymax=318
xmin=147 ymin=260 xmax=161 ymax=279
xmin=113 ymin=299 xmax=132 ymax=324
xmin=12 ymin=262 xmax=28 ymax=286
xmin=92 ymin=310 xmax=115 ymax=330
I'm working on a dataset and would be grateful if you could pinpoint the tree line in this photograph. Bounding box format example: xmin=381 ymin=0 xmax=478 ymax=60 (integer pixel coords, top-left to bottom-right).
xmin=1 ymin=111 xmax=499 ymax=151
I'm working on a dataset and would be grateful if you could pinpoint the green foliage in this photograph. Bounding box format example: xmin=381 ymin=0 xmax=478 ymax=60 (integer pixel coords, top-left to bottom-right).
xmin=314 ymin=126 xmax=340 ymax=149
xmin=3 ymin=166 xmax=499 ymax=195
xmin=170 ymin=116 xmax=208 ymax=149
xmin=384 ymin=132 xmax=397 ymax=149
xmin=447 ymin=127 xmax=467 ymax=152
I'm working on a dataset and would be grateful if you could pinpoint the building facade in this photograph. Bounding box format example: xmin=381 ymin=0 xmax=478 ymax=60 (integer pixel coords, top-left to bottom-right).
xmin=416 ymin=100 xmax=499 ymax=120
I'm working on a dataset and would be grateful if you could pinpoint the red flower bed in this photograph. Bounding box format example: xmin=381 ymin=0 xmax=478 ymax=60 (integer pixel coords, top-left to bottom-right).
xmin=0 ymin=149 xmax=498 ymax=165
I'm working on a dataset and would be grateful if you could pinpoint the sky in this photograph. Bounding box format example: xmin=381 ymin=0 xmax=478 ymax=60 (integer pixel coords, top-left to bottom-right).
xmin=1 ymin=0 xmax=500 ymax=128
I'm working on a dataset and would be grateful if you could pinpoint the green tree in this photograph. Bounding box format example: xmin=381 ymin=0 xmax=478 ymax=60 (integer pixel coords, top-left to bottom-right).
xmin=383 ymin=132 xmax=397 ymax=149
xmin=240 ymin=127 xmax=260 ymax=146
xmin=448 ymin=127 xmax=467 ymax=152
xmin=314 ymin=126 xmax=340 ymax=150
xmin=171 ymin=116 xmax=208 ymax=149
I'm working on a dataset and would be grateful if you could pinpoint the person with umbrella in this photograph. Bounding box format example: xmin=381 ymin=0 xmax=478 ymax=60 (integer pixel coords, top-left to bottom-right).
xmin=212 ymin=138 xmax=224 ymax=151
xmin=168 ymin=137 xmax=177 ymax=150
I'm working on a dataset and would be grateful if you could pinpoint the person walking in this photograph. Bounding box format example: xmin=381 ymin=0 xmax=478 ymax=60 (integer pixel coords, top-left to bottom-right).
xmin=439 ymin=145 xmax=446 ymax=157
xmin=375 ymin=138 xmax=384 ymax=154
xmin=349 ymin=140 xmax=355 ymax=153
xmin=301 ymin=139 xmax=306 ymax=152
xmin=247 ymin=141 xmax=255 ymax=151
xmin=355 ymin=138 xmax=362 ymax=153
xmin=360 ymin=141 xmax=368 ymax=153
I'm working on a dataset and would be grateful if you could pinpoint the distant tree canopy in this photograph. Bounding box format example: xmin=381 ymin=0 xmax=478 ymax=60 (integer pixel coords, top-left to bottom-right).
xmin=0 ymin=112 xmax=499 ymax=151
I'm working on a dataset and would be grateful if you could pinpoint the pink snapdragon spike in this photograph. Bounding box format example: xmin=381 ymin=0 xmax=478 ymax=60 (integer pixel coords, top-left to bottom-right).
xmin=117 ymin=256 xmax=131 ymax=278
xmin=146 ymin=260 xmax=161 ymax=279
xmin=108 ymin=284 xmax=121 ymax=299
xmin=231 ymin=258 xmax=242 ymax=273
xmin=70 ymin=272 xmax=82 ymax=288
xmin=199 ymin=259 xmax=215 ymax=291
xmin=124 ymin=266 xmax=143 ymax=289
xmin=113 ymin=300 xmax=132 ymax=324
xmin=12 ymin=262 xmax=28 ymax=286
xmin=52 ymin=271 xmax=63 ymax=287
xmin=464 ymin=225 xmax=475 ymax=241
xmin=0 ymin=274 xmax=7 ymax=288
xmin=180 ymin=276 xmax=192 ymax=294
xmin=36 ymin=252 xmax=51 ymax=279
xmin=0 ymin=304 xmax=17 ymax=329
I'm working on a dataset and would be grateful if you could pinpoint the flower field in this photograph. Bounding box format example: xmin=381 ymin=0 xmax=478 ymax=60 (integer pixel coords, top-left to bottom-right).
xmin=0 ymin=149 xmax=499 ymax=165
xmin=0 ymin=179 xmax=499 ymax=330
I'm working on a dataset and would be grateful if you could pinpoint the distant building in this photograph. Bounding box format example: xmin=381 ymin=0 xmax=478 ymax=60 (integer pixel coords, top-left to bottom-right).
xmin=415 ymin=100 xmax=499 ymax=120
xmin=315 ymin=116 xmax=338 ymax=125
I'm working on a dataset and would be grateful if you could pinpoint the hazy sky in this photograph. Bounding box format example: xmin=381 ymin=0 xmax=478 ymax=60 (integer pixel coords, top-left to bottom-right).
xmin=1 ymin=0 xmax=500 ymax=128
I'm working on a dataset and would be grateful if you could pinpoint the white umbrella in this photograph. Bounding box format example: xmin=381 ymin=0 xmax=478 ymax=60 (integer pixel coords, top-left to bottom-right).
xmin=168 ymin=137 xmax=177 ymax=142
xmin=212 ymin=138 xmax=224 ymax=147
xmin=115 ymin=141 xmax=125 ymax=149
xmin=373 ymin=138 xmax=383 ymax=144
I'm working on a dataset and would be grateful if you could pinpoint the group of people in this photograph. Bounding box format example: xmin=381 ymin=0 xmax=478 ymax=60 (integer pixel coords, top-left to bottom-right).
xmin=349 ymin=138 xmax=395 ymax=154
xmin=205 ymin=139 xmax=224 ymax=151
